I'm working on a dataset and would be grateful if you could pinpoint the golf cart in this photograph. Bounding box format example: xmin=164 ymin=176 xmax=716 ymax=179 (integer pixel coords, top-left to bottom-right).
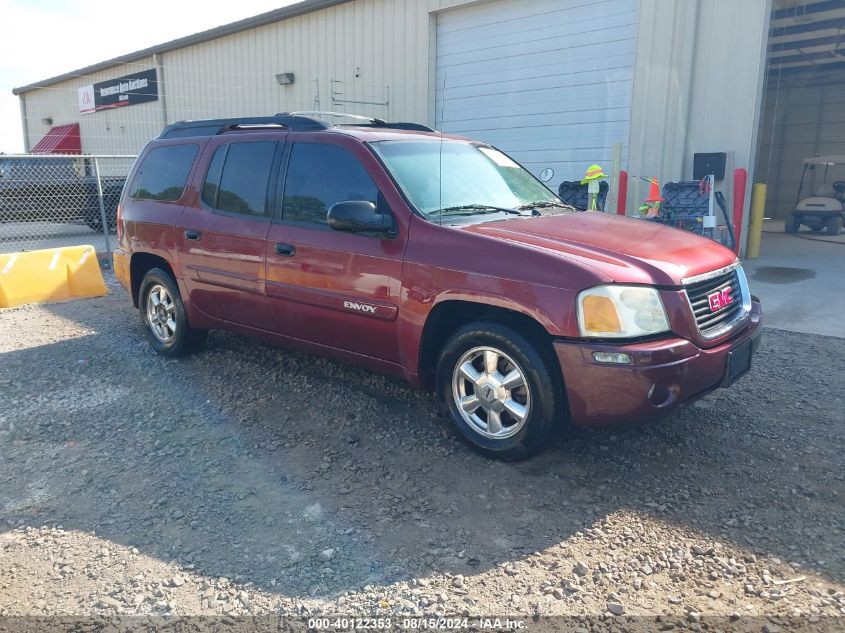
xmin=787 ymin=155 xmax=845 ymax=236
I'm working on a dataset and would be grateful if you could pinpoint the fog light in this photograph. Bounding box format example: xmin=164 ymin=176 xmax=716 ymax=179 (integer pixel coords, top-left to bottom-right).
xmin=592 ymin=351 xmax=631 ymax=364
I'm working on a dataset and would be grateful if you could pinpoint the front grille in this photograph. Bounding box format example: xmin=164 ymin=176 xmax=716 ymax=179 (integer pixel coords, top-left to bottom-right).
xmin=684 ymin=269 xmax=744 ymax=337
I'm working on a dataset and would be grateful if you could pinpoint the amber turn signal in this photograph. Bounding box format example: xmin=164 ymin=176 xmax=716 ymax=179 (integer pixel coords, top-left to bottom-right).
xmin=581 ymin=295 xmax=621 ymax=334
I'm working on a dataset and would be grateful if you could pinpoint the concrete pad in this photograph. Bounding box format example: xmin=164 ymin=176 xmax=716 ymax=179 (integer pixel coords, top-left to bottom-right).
xmin=762 ymin=218 xmax=845 ymax=244
xmin=744 ymin=222 xmax=845 ymax=338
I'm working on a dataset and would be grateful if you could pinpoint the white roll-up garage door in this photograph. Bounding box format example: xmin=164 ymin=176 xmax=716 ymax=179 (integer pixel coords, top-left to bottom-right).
xmin=435 ymin=0 xmax=639 ymax=190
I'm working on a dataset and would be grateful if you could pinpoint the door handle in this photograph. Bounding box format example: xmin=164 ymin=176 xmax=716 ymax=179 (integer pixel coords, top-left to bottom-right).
xmin=185 ymin=229 xmax=202 ymax=241
xmin=275 ymin=242 xmax=296 ymax=257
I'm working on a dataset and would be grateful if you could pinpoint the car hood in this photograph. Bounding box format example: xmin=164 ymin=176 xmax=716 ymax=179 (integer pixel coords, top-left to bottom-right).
xmin=459 ymin=211 xmax=738 ymax=286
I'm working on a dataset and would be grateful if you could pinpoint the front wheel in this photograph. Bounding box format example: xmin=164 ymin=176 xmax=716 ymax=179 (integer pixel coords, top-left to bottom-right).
xmin=139 ymin=268 xmax=207 ymax=358
xmin=785 ymin=215 xmax=800 ymax=234
xmin=436 ymin=322 xmax=564 ymax=461
xmin=827 ymin=216 xmax=843 ymax=236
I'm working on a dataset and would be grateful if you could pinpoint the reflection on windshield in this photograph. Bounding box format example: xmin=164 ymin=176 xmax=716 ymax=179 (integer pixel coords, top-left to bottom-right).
xmin=369 ymin=140 xmax=561 ymax=217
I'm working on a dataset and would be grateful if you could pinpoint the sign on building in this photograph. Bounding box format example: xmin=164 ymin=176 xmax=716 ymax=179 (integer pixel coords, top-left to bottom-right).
xmin=78 ymin=69 xmax=158 ymax=114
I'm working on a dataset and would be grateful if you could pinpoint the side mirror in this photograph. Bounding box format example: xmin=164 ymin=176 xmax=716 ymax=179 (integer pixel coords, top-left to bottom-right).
xmin=539 ymin=168 xmax=554 ymax=183
xmin=327 ymin=201 xmax=392 ymax=234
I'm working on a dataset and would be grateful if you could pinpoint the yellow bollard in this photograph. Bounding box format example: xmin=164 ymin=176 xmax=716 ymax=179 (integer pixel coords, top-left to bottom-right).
xmin=746 ymin=183 xmax=767 ymax=259
xmin=0 ymin=245 xmax=107 ymax=309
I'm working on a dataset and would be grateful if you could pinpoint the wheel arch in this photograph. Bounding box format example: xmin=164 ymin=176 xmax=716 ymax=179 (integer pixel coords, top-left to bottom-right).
xmin=130 ymin=252 xmax=176 ymax=308
xmin=417 ymin=299 xmax=561 ymax=392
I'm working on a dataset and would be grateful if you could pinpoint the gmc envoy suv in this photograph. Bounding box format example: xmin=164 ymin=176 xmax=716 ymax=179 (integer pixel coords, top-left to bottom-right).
xmin=113 ymin=113 xmax=762 ymax=460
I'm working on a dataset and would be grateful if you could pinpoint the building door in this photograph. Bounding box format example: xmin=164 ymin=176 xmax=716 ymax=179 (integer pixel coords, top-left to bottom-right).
xmin=435 ymin=0 xmax=638 ymax=192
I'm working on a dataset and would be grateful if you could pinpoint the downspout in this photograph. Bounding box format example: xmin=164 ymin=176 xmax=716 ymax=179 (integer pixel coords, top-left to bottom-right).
xmin=680 ymin=0 xmax=700 ymax=179
xmin=153 ymin=53 xmax=168 ymax=131
xmin=19 ymin=94 xmax=30 ymax=152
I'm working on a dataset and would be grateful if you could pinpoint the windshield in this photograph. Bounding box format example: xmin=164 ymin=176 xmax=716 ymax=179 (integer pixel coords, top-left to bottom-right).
xmin=369 ymin=140 xmax=561 ymax=217
xmin=804 ymin=162 xmax=845 ymax=199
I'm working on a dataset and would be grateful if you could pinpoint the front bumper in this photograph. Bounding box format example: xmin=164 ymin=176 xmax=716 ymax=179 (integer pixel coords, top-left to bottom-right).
xmin=554 ymin=300 xmax=763 ymax=426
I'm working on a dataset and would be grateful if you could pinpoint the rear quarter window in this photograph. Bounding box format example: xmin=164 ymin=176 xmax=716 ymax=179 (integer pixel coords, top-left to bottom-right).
xmin=129 ymin=144 xmax=198 ymax=201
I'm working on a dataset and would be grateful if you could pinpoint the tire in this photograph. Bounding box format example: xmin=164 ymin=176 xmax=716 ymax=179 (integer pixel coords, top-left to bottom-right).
xmin=436 ymin=321 xmax=564 ymax=461
xmin=83 ymin=195 xmax=118 ymax=233
xmin=827 ymin=216 xmax=843 ymax=236
xmin=785 ymin=215 xmax=800 ymax=234
xmin=811 ymin=226 xmax=823 ymax=232
xmin=84 ymin=213 xmax=104 ymax=233
xmin=138 ymin=268 xmax=207 ymax=358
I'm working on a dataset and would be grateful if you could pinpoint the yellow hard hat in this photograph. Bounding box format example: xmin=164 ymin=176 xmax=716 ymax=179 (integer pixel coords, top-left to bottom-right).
xmin=580 ymin=164 xmax=607 ymax=184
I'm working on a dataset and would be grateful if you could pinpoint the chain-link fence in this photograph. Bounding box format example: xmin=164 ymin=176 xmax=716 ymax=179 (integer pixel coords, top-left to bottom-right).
xmin=0 ymin=154 xmax=137 ymax=255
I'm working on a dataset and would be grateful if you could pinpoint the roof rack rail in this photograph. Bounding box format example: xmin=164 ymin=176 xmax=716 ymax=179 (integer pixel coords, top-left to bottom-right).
xmin=160 ymin=114 xmax=328 ymax=139
xmin=375 ymin=122 xmax=436 ymax=132
xmin=285 ymin=111 xmax=436 ymax=133
xmin=159 ymin=113 xmax=436 ymax=139
xmin=286 ymin=110 xmax=387 ymax=125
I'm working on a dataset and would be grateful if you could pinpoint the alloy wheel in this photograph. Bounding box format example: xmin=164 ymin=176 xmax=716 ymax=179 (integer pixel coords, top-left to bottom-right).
xmin=451 ymin=346 xmax=531 ymax=440
xmin=146 ymin=284 xmax=177 ymax=343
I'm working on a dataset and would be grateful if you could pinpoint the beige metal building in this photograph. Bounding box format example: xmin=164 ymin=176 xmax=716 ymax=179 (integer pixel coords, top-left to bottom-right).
xmin=13 ymin=0 xmax=845 ymax=227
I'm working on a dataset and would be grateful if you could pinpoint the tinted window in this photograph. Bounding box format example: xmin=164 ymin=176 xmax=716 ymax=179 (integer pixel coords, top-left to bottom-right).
xmin=212 ymin=142 xmax=276 ymax=216
xmin=283 ymin=143 xmax=378 ymax=225
xmin=129 ymin=145 xmax=197 ymax=201
xmin=201 ymin=145 xmax=228 ymax=207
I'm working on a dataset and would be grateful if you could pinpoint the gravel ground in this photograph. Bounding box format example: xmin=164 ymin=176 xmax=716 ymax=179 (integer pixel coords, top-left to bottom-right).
xmin=1 ymin=273 xmax=844 ymax=630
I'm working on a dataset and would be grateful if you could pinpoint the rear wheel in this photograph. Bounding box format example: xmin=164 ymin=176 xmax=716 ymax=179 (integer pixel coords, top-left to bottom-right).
xmin=827 ymin=216 xmax=843 ymax=236
xmin=139 ymin=268 xmax=207 ymax=357
xmin=785 ymin=215 xmax=800 ymax=234
xmin=83 ymin=194 xmax=118 ymax=232
xmin=436 ymin=321 xmax=563 ymax=461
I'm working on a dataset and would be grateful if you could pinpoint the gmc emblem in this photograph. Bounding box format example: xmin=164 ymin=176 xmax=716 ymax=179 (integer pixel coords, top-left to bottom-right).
xmin=708 ymin=287 xmax=733 ymax=312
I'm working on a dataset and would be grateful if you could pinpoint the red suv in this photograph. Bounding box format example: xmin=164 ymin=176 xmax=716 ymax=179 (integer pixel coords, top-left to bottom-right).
xmin=113 ymin=113 xmax=762 ymax=460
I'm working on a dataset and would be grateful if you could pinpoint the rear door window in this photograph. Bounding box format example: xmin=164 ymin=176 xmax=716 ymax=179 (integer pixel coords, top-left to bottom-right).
xmin=129 ymin=144 xmax=198 ymax=201
xmin=282 ymin=143 xmax=378 ymax=225
xmin=202 ymin=141 xmax=276 ymax=217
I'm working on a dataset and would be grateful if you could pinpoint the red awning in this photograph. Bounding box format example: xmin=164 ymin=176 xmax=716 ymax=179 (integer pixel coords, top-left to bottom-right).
xmin=31 ymin=123 xmax=81 ymax=154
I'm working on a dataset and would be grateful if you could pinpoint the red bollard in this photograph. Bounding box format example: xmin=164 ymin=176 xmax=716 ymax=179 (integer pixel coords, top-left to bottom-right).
xmin=617 ymin=170 xmax=628 ymax=215
xmin=733 ymin=168 xmax=747 ymax=255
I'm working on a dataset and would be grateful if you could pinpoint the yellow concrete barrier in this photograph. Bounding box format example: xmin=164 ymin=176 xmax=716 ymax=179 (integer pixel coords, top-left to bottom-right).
xmin=0 ymin=245 xmax=107 ymax=309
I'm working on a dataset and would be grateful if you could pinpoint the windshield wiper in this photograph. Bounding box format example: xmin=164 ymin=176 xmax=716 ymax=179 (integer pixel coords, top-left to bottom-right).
xmin=515 ymin=201 xmax=575 ymax=212
xmin=437 ymin=204 xmax=524 ymax=216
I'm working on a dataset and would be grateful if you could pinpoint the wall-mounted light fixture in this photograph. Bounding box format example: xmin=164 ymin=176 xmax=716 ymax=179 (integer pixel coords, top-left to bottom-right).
xmin=42 ymin=117 xmax=53 ymax=125
xmin=275 ymin=73 xmax=295 ymax=86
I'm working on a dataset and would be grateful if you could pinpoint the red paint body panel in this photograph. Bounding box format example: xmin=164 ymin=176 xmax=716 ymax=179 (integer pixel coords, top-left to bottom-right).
xmin=460 ymin=212 xmax=737 ymax=286
xmin=264 ymin=132 xmax=408 ymax=363
xmin=116 ymin=125 xmax=763 ymax=429
xmin=176 ymin=134 xmax=275 ymax=329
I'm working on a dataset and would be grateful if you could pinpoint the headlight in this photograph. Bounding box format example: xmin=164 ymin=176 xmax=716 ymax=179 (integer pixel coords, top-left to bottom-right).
xmin=577 ymin=285 xmax=670 ymax=338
